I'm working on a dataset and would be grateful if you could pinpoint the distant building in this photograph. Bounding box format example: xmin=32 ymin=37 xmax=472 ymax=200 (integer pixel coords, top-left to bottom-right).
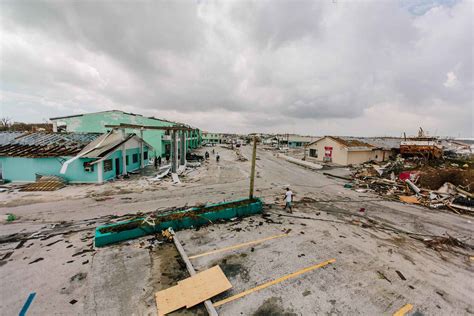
xmin=0 ymin=130 xmax=151 ymax=183
xmin=306 ymin=136 xmax=392 ymax=165
xmin=50 ymin=110 xmax=201 ymax=158
xmin=202 ymin=132 xmax=222 ymax=144
xmin=277 ymin=134 xmax=319 ymax=148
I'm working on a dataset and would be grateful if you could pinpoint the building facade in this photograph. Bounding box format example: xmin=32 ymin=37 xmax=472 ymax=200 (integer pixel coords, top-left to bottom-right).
xmin=306 ymin=136 xmax=391 ymax=166
xmin=0 ymin=130 xmax=151 ymax=183
xmin=277 ymin=134 xmax=319 ymax=148
xmin=202 ymin=132 xmax=222 ymax=144
xmin=50 ymin=110 xmax=201 ymax=158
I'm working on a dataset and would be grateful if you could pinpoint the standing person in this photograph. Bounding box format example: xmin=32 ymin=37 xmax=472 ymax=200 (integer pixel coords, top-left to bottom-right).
xmin=283 ymin=187 xmax=294 ymax=213
xmin=216 ymin=153 xmax=220 ymax=162
xmin=212 ymin=148 xmax=215 ymax=155
xmin=154 ymin=156 xmax=159 ymax=170
xmin=158 ymin=155 xmax=162 ymax=166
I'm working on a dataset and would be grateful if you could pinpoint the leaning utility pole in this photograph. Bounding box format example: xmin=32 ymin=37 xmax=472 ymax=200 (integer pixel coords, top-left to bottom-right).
xmin=249 ymin=136 xmax=257 ymax=198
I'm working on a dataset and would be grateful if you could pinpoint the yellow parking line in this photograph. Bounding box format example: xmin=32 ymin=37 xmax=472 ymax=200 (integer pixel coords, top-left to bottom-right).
xmin=213 ymin=259 xmax=336 ymax=307
xmin=393 ymin=304 xmax=413 ymax=316
xmin=188 ymin=233 xmax=288 ymax=259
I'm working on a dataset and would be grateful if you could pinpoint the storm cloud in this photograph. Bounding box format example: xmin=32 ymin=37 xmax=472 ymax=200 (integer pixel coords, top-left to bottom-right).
xmin=0 ymin=0 xmax=472 ymax=136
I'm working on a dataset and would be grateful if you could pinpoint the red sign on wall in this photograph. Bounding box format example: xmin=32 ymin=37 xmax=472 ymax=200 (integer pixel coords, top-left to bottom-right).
xmin=324 ymin=146 xmax=333 ymax=158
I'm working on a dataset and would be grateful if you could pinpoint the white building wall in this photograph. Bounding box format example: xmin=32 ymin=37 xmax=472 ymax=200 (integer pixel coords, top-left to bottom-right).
xmin=306 ymin=137 xmax=348 ymax=165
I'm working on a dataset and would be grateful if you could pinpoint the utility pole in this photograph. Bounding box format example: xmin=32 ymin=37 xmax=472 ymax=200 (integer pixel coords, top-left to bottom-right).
xmin=249 ymin=136 xmax=257 ymax=199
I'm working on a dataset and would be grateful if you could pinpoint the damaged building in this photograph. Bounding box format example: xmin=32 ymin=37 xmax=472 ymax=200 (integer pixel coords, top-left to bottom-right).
xmin=0 ymin=130 xmax=151 ymax=183
xmin=305 ymin=136 xmax=393 ymax=166
xmin=50 ymin=110 xmax=201 ymax=158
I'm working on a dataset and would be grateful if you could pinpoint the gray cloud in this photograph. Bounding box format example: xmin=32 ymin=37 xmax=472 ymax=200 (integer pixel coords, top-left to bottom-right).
xmin=0 ymin=0 xmax=472 ymax=136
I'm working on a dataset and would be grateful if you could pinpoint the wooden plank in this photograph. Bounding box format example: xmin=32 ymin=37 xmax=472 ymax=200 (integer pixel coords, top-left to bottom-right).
xmin=213 ymin=259 xmax=335 ymax=307
xmin=155 ymin=285 xmax=186 ymax=316
xmin=178 ymin=265 xmax=232 ymax=308
xmin=189 ymin=233 xmax=288 ymax=259
xmin=171 ymin=229 xmax=218 ymax=316
xmin=399 ymin=196 xmax=419 ymax=204
xmin=393 ymin=303 xmax=413 ymax=316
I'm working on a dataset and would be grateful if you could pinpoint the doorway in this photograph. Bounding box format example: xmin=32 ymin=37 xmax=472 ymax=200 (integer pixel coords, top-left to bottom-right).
xmin=115 ymin=158 xmax=120 ymax=176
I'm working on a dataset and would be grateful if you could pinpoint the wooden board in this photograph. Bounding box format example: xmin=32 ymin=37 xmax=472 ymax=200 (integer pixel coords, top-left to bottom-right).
xmin=155 ymin=285 xmax=186 ymax=316
xmin=178 ymin=265 xmax=232 ymax=308
xmin=399 ymin=196 xmax=419 ymax=204
xmin=155 ymin=265 xmax=232 ymax=315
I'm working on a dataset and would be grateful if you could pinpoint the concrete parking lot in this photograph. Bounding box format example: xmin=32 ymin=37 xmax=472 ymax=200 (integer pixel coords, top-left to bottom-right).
xmin=0 ymin=145 xmax=472 ymax=315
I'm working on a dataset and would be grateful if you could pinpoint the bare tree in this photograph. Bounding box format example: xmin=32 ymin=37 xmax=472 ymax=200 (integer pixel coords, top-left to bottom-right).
xmin=0 ymin=117 xmax=12 ymax=128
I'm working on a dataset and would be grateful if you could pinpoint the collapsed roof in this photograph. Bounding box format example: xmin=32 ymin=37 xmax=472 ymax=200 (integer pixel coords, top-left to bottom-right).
xmin=78 ymin=130 xmax=152 ymax=160
xmin=0 ymin=132 xmax=102 ymax=158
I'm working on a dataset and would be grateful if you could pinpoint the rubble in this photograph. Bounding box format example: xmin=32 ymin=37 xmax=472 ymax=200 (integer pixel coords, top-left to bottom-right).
xmin=20 ymin=175 xmax=67 ymax=191
xmin=349 ymin=156 xmax=473 ymax=215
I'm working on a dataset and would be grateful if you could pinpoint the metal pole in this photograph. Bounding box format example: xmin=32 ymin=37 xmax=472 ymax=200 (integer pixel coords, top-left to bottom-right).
xmin=140 ymin=128 xmax=144 ymax=169
xmin=249 ymin=136 xmax=257 ymax=199
xmin=169 ymin=228 xmax=219 ymax=316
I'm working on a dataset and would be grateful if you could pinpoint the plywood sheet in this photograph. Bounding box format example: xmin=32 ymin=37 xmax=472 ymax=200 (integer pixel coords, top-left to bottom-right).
xmin=399 ymin=196 xmax=419 ymax=204
xmin=178 ymin=265 xmax=232 ymax=308
xmin=155 ymin=285 xmax=186 ymax=316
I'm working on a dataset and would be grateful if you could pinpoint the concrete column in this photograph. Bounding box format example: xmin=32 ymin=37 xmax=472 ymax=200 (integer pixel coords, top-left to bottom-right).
xmin=140 ymin=128 xmax=144 ymax=169
xmin=180 ymin=131 xmax=186 ymax=166
xmin=171 ymin=130 xmax=178 ymax=173
xmin=98 ymin=161 xmax=104 ymax=184
xmin=121 ymin=144 xmax=127 ymax=175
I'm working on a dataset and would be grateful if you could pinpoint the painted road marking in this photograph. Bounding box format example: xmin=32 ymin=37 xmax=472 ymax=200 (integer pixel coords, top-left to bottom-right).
xmin=19 ymin=292 xmax=36 ymax=316
xmin=189 ymin=233 xmax=288 ymax=259
xmin=393 ymin=303 xmax=413 ymax=316
xmin=213 ymin=258 xmax=336 ymax=307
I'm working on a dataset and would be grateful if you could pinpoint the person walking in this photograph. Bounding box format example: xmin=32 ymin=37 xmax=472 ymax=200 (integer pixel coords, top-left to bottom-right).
xmin=283 ymin=187 xmax=294 ymax=213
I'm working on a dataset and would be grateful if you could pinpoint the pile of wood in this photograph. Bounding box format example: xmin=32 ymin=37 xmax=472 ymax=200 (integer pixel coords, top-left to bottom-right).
xmin=20 ymin=175 xmax=67 ymax=191
xmin=350 ymin=161 xmax=473 ymax=215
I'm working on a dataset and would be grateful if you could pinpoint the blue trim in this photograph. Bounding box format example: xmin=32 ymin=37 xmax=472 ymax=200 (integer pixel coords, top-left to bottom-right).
xmin=19 ymin=292 xmax=36 ymax=316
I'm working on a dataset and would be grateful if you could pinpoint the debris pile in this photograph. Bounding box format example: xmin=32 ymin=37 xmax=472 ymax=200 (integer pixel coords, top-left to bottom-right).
xmin=350 ymin=157 xmax=473 ymax=214
xmin=235 ymin=149 xmax=248 ymax=161
xmin=20 ymin=175 xmax=67 ymax=191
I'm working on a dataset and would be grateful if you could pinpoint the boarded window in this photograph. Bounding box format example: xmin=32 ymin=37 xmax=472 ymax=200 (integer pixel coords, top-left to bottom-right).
xmin=132 ymin=153 xmax=138 ymax=163
xmin=309 ymin=149 xmax=318 ymax=158
xmin=144 ymin=151 xmax=148 ymax=160
xmin=126 ymin=156 xmax=129 ymax=165
xmin=104 ymin=159 xmax=112 ymax=172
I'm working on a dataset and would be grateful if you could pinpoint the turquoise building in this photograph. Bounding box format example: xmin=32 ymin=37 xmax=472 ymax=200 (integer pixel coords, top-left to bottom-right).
xmin=50 ymin=110 xmax=201 ymax=158
xmin=0 ymin=130 xmax=151 ymax=184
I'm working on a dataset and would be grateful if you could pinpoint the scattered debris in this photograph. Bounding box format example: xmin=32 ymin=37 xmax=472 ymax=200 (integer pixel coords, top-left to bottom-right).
xmin=396 ymin=270 xmax=407 ymax=281
xmin=350 ymin=156 xmax=473 ymax=215
xmin=28 ymin=258 xmax=44 ymax=264
xmin=376 ymin=271 xmax=392 ymax=283
xmin=20 ymin=175 xmax=67 ymax=191
xmin=171 ymin=173 xmax=181 ymax=184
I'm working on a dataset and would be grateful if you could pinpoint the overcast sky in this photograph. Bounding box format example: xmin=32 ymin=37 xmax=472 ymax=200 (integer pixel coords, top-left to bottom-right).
xmin=0 ymin=0 xmax=472 ymax=137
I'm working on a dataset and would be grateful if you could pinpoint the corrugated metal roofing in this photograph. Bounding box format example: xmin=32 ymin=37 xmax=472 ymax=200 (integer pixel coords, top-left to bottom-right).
xmin=0 ymin=132 xmax=102 ymax=158
xmin=80 ymin=131 xmax=134 ymax=158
